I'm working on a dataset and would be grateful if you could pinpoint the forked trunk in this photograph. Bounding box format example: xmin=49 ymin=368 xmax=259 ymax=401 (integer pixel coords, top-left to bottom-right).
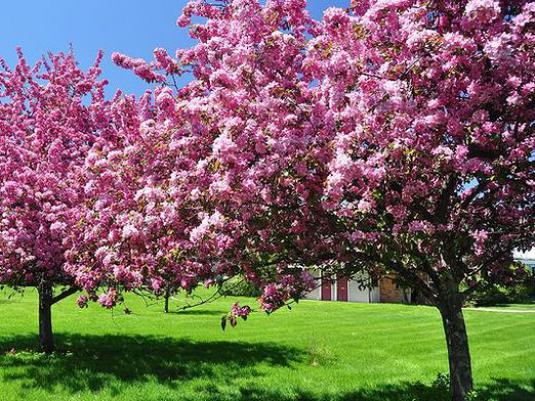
xmin=439 ymin=297 xmax=473 ymax=401
xmin=38 ymin=280 xmax=54 ymax=354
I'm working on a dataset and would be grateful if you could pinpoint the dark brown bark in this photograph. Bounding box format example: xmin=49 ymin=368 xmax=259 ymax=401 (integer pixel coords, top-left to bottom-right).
xmin=52 ymin=286 xmax=79 ymax=304
xmin=439 ymin=295 xmax=474 ymax=401
xmin=164 ymin=285 xmax=171 ymax=313
xmin=38 ymin=280 xmax=54 ymax=354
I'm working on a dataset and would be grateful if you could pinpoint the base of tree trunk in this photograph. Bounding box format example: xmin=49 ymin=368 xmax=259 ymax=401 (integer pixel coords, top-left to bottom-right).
xmin=164 ymin=286 xmax=171 ymax=313
xmin=38 ymin=280 xmax=54 ymax=354
xmin=439 ymin=300 xmax=474 ymax=401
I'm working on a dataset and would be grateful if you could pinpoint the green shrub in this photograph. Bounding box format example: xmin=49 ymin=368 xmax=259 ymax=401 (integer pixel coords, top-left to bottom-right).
xmin=219 ymin=277 xmax=262 ymax=297
xmin=466 ymin=282 xmax=534 ymax=307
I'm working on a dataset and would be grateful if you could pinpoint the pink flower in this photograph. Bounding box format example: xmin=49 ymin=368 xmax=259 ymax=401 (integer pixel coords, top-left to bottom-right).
xmin=357 ymin=199 xmax=373 ymax=212
xmin=176 ymin=13 xmax=191 ymax=27
xmin=122 ymin=224 xmax=140 ymax=241
xmin=471 ymin=230 xmax=489 ymax=256
xmin=465 ymin=0 xmax=500 ymax=23
xmin=156 ymin=88 xmax=176 ymax=117
xmin=151 ymin=278 xmax=163 ymax=292
xmin=153 ymin=48 xmax=179 ymax=74
xmin=212 ymin=132 xmax=238 ymax=164
xmin=323 ymin=7 xmax=350 ymax=35
xmin=77 ymin=295 xmax=89 ymax=309
xmin=50 ymin=222 xmax=67 ymax=237
xmin=98 ymin=288 xmax=118 ymax=309
xmin=231 ymin=303 xmax=251 ymax=318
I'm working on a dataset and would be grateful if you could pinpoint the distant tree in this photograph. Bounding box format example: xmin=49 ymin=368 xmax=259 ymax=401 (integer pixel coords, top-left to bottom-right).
xmin=112 ymin=1 xmax=534 ymax=400
xmin=0 ymin=50 xmax=120 ymax=352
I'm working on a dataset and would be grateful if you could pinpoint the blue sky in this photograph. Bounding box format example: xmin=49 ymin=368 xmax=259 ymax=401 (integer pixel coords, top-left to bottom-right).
xmin=0 ymin=0 xmax=348 ymax=96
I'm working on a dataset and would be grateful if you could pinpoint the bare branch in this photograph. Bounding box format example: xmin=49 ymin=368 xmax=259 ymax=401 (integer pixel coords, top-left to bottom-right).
xmin=51 ymin=287 xmax=79 ymax=305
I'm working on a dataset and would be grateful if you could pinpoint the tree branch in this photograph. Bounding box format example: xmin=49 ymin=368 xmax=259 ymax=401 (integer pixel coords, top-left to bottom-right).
xmin=387 ymin=260 xmax=438 ymax=303
xmin=175 ymin=278 xmax=245 ymax=312
xmin=435 ymin=174 xmax=458 ymax=223
xmin=51 ymin=287 xmax=79 ymax=305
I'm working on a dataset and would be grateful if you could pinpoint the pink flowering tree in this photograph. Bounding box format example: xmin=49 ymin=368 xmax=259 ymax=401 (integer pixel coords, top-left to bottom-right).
xmin=64 ymin=93 xmax=214 ymax=314
xmin=82 ymin=0 xmax=333 ymax=318
xmin=68 ymin=75 xmax=320 ymax=317
xmin=0 ymin=50 xmax=118 ymax=353
xmin=114 ymin=1 xmax=534 ymax=400
xmin=315 ymin=1 xmax=535 ymax=399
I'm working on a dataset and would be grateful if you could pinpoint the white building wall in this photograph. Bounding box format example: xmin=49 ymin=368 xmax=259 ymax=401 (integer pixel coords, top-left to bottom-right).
xmin=332 ymin=280 xmax=337 ymax=300
xmin=306 ymin=283 xmax=321 ymax=300
xmin=347 ymin=280 xmax=373 ymax=302
xmin=347 ymin=272 xmax=378 ymax=303
xmin=304 ymin=269 xmax=322 ymax=300
xmin=303 ymin=269 xmax=380 ymax=303
xmin=370 ymin=286 xmax=380 ymax=303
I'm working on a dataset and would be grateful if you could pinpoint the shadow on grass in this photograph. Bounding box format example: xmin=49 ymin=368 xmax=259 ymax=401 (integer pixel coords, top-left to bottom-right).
xmin=0 ymin=333 xmax=302 ymax=395
xmin=234 ymin=379 xmax=535 ymax=401
xmin=0 ymin=334 xmax=533 ymax=401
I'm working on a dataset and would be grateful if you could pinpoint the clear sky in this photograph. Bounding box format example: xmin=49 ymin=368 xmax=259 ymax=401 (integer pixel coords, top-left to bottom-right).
xmin=0 ymin=0 xmax=348 ymax=97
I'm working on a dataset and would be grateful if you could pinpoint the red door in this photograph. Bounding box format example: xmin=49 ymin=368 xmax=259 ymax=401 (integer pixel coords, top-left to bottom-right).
xmin=321 ymin=277 xmax=332 ymax=301
xmin=337 ymin=276 xmax=348 ymax=302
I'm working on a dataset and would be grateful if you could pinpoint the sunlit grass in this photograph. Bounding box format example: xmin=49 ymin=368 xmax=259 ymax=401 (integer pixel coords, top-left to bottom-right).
xmin=0 ymin=288 xmax=533 ymax=401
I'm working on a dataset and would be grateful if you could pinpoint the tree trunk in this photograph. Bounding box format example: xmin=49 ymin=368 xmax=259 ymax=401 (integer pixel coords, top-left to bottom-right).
xmin=164 ymin=285 xmax=170 ymax=313
xmin=38 ymin=280 xmax=54 ymax=354
xmin=439 ymin=298 xmax=473 ymax=401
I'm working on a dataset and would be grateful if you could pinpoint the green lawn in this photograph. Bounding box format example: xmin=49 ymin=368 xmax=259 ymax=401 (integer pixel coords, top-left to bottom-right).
xmin=477 ymin=302 xmax=535 ymax=311
xmin=0 ymin=289 xmax=534 ymax=401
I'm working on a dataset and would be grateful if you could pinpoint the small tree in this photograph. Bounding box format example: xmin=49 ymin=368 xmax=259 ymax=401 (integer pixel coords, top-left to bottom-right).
xmin=0 ymin=50 xmax=116 ymax=352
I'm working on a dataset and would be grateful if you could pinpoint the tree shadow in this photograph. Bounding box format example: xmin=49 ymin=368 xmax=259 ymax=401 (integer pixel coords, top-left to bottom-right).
xmin=0 ymin=333 xmax=303 ymax=394
xmin=0 ymin=334 xmax=533 ymax=401
xmin=234 ymin=379 xmax=535 ymax=401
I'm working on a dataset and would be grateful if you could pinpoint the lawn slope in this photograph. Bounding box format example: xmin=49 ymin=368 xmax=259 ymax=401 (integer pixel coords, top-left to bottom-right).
xmin=0 ymin=289 xmax=533 ymax=401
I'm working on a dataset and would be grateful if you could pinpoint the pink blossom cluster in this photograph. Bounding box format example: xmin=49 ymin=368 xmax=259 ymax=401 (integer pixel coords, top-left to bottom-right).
xmin=98 ymin=288 xmax=118 ymax=309
xmin=259 ymin=271 xmax=316 ymax=313
xmin=221 ymin=302 xmax=252 ymax=329
xmin=231 ymin=302 xmax=251 ymax=318
xmin=0 ymin=49 xmax=114 ymax=290
xmin=1 ymin=0 xmax=534 ymax=321
xmin=111 ymin=52 xmax=168 ymax=83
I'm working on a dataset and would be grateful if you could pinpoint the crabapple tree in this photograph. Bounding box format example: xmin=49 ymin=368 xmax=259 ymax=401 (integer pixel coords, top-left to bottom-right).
xmin=317 ymin=1 xmax=535 ymax=399
xmin=111 ymin=0 xmax=334 ymax=309
xmin=0 ymin=50 xmax=119 ymax=353
xmin=117 ymin=1 xmax=534 ymax=400
xmin=41 ymin=0 xmax=532 ymax=399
